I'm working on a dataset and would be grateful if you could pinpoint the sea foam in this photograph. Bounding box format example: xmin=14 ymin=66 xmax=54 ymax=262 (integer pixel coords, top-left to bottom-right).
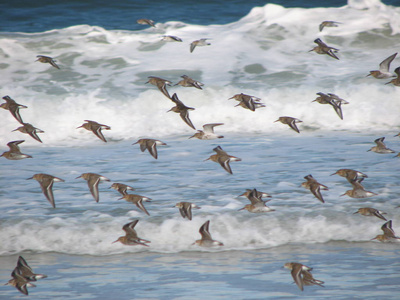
xmin=1 ymin=0 xmax=400 ymax=147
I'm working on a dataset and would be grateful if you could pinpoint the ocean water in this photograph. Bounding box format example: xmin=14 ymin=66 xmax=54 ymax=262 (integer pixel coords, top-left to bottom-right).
xmin=1 ymin=0 xmax=400 ymax=298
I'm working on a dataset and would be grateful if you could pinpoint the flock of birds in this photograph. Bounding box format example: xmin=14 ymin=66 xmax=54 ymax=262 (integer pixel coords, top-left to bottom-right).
xmin=2 ymin=16 xmax=400 ymax=295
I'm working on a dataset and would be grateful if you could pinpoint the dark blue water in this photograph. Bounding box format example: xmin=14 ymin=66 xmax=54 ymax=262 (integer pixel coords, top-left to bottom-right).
xmin=3 ymin=0 xmax=397 ymax=33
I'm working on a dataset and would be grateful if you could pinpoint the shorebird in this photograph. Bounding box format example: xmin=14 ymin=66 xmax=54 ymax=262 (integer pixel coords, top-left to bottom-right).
xmin=353 ymin=207 xmax=387 ymax=221
xmin=137 ymin=18 xmax=155 ymax=27
xmin=229 ymin=93 xmax=261 ymax=102
xmin=229 ymin=93 xmax=264 ymax=112
xmin=301 ymin=174 xmax=328 ymax=203
xmin=319 ymin=21 xmax=341 ymax=32
xmin=238 ymin=188 xmax=274 ymax=213
xmin=385 ymin=66 xmax=400 ymax=86
xmin=146 ymin=76 xmax=172 ymax=99
xmin=175 ymin=75 xmax=204 ymax=89
xmin=12 ymin=123 xmax=44 ymax=143
xmin=309 ymin=38 xmax=339 ymax=60
xmin=1 ymin=140 xmax=32 ymax=160
xmin=28 ymin=173 xmax=65 ymax=208
xmin=119 ymin=194 xmax=152 ymax=215
xmin=368 ymin=53 xmax=397 ymax=79
xmin=16 ymin=256 xmax=47 ymax=282
xmin=204 ymin=145 xmax=241 ymax=174
xmin=133 ymin=138 xmax=166 ymax=159
xmin=367 ymin=137 xmax=395 ymax=153
xmin=189 ymin=123 xmax=224 ymax=140
xmin=340 ymin=180 xmax=377 ymax=198
xmin=372 ymin=220 xmax=400 ymax=242
xmin=193 ymin=220 xmax=223 ymax=247
xmin=76 ymin=173 xmax=110 ymax=203
xmin=110 ymin=183 xmax=135 ymax=196
xmin=330 ymin=168 xmax=368 ymax=184
xmin=1 ymin=95 xmax=27 ymax=124
xmin=161 ymin=35 xmax=183 ymax=42
xmin=6 ymin=267 xmax=36 ymax=295
xmin=168 ymin=93 xmax=196 ymax=129
xmin=239 ymin=189 xmax=271 ymax=200
xmin=190 ymin=38 xmax=211 ymax=53
xmin=36 ymin=55 xmax=60 ymax=69
xmin=77 ymin=120 xmax=111 ymax=142
xmin=113 ymin=220 xmax=150 ymax=246
xmin=174 ymin=202 xmax=201 ymax=220
xmin=284 ymin=262 xmax=324 ymax=291
xmin=312 ymin=92 xmax=346 ymax=120
xmin=274 ymin=116 xmax=302 ymax=133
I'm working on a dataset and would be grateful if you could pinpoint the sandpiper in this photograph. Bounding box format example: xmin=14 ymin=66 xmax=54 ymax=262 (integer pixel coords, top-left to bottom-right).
xmin=77 ymin=120 xmax=110 ymax=142
xmin=36 ymin=55 xmax=60 ymax=69
xmin=204 ymin=145 xmax=241 ymax=174
xmin=175 ymin=75 xmax=204 ymax=89
xmin=190 ymin=38 xmax=211 ymax=53
xmin=189 ymin=123 xmax=224 ymax=140
xmin=367 ymin=137 xmax=395 ymax=153
xmin=340 ymin=180 xmax=377 ymax=198
xmin=161 ymin=35 xmax=183 ymax=42
xmin=353 ymin=207 xmax=387 ymax=221
xmin=119 ymin=194 xmax=152 ymax=215
xmin=301 ymin=174 xmax=328 ymax=203
xmin=174 ymin=202 xmax=201 ymax=220
xmin=113 ymin=220 xmax=150 ymax=246
xmin=284 ymin=262 xmax=324 ymax=291
xmin=238 ymin=188 xmax=274 ymax=213
xmin=146 ymin=76 xmax=172 ymax=99
xmin=1 ymin=95 xmax=27 ymax=124
xmin=229 ymin=93 xmax=264 ymax=112
xmin=110 ymin=183 xmax=135 ymax=196
xmin=274 ymin=116 xmax=302 ymax=133
xmin=76 ymin=173 xmax=110 ymax=203
xmin=193 ymin=220 xmax=223 ymax=247
xmin=137 ymin=18 xmax=155 ymax=27
xmin=312 ymin=92 xmax=346 ymax=120
xmin=368 ymin=53 xmax=397 ymax=79
xmin=28 ymin=173 xmax=65 ymax=208
xmin=372 ymin=220 xmax=400 ymax=242
xmin=385 ymin=66 xmax=400 ymax=86
xmin=239 ymin=189 xmax=271 ymax=200
xmin=330 ymin=168 xmax=368 ymax=184
xmin=309 ymin=38 xmax=339 ymax=60
xmin=16 ymin=256 xmax=47 ymax=282
xmin=133 ymin=138 xmax=166 ymax=159
xmin=1 ymin=140 xmax=32 ymax=160
xmin=229 ymin=93 xmax=262 ymax=103
xmin=168 ymin=93 xmax=196 ymax=129
xmin=319 ymin=21 xmax=341 ymax=32
xmin=6 ymin=267 xmax=36 ymax=295
xmin=12 ymin=123 xmax=44 ymax=143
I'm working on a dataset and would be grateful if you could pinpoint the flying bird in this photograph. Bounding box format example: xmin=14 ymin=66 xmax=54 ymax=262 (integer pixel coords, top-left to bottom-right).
xmin=204 ymin=145 xmax=241 ymax=174
xmin=168 ymin=93 xmax=196 ymax=129
xmin=28 ymin=173 xmax=65 ymax=208
xmin=133 ymin=138 xmax=166 ymax=159
xmin=77 ymin=120 xmax=111 ymax=142
xmin=309 ymin=38 xmax=339 ymax=60
xmin=368 ymin=53 xmax=397 ymax=79
xmin=36 ymin=55 xmax=60 ymax=69
xmin=113 ymin=220 xmax=151 ymax=246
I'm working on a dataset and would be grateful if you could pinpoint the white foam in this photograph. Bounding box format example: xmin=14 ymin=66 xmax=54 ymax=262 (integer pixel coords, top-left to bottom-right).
xmin=1 ymin=0 xmax=400 ymax=147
